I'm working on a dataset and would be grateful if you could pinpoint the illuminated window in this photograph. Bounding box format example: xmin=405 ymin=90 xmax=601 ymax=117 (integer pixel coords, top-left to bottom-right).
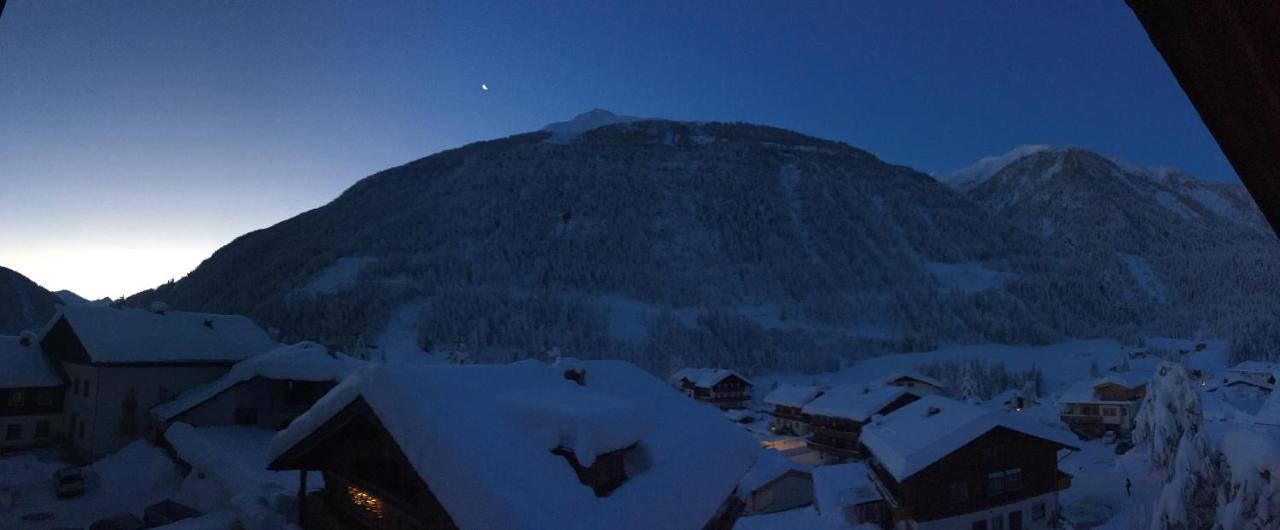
xmin=347 ymin=485 xmax=384 ymax=520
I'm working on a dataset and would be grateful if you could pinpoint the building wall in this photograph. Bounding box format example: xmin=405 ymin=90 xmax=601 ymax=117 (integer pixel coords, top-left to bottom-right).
xmin=65 ymin=362 xmax=229 ymax=460
xmin=170 ymin=378 xmax=336 ymax=431
xmin=900 ymin=490 xmax=1060 ymax=530
xmin=744 ymin=472 xmax=814 ymax=515
xmin=0 ymin=411 xmax=63 ymax=451
xmin=0 ymin=385 xmax=65 ymax=451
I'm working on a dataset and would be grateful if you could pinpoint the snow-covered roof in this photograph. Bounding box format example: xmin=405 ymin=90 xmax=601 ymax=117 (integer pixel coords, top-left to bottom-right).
xmin=269 ymin=360 xmax=758 ymax=530
xmin=670 ymin=367 xmax=751 ymax=388
xmin=736 ymin=450 xmax=810 ymax=500
xmin=1255 ymin=391 xmax=1280 ymax=426
xmin=812 ymin=461 xmax=880 ymax=524
xmin=987 ymin=389 xmax=1038 ymax=409
xmin=860 ymin=395 xmax=1079 ymax=482
xmin=1096 ymin=371 xmax=1152 ymax=389
xmin=764 ymin=385 xmax=826 ymax=407
xmin=0 ymin=335 xmax=61 ymax=389
xmin=1209 ymin=374 xmax=1274 ymax=392
xmin=802 ymin=384 xmax=919 ymax=422
xmin=46 ymin=305 xmax=278 ymax=364
xmin=880 ymin=371 xmax=945 ymax=389
xmin=151 ymin=342 xmax=365 ymax=422
xmin=1230 ymin=361 xmax=1280 ymax=375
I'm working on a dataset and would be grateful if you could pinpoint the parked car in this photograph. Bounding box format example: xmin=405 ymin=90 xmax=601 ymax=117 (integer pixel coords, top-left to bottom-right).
xmin=53 ymin=467 xmax=85 ymax=499
xmin=1115 ymin=440 xmax=1134 ymax=455
xmin=88 ymin=514 xmax=145 ymax=530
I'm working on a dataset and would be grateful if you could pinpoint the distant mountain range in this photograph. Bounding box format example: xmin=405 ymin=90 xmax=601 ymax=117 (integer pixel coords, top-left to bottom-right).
xmin=126 ymin=111 xmax=1280 ymax=373
xmin=0 ymin=266 xmax=61 ymax=335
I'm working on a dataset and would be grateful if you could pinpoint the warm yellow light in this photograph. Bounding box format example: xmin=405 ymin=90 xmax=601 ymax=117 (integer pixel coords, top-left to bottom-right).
xmin=347 ymin=485 xmax=384 ymax=519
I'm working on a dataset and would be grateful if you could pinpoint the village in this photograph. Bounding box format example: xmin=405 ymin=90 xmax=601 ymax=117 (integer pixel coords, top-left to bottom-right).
xmin=1 ymin=302 xmax=1278 ymax=530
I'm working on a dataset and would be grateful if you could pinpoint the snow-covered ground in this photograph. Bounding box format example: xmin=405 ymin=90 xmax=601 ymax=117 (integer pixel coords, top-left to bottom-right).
xmin=0 ymin=442 xmax=182 ymax=529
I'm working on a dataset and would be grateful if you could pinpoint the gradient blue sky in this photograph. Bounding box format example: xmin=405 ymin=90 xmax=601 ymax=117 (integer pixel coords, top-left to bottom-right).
xmin=0 ymin=1 xmax=1234 ymax=299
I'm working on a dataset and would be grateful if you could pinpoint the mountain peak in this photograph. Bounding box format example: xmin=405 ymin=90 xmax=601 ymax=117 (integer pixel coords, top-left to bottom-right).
xmin=542 ymin=109 xmax=645 ymax=142
xmin=941 ymin=145 xmax=1065 ymax=189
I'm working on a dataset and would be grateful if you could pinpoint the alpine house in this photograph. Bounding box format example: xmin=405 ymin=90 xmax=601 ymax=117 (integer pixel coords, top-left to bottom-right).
xmin=859 ymin=395 xmax=1079 ymax=530
xmin=267 ymin=359 xmax=758 ymax=530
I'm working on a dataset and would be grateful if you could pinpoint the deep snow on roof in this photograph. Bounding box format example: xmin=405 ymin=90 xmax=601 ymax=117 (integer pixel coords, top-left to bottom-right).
xmin=48 ymin=305 xmax=277 ymax=364
xmin=0 ymin=335 xmax=61 ymax=388
xmin=764 ymin=384 xmax=826 ymax=407
xmin=269 ymin=360 xmax=758 ymax=530
xmin=736 ymin=450 xmax=810 ymax=500
xmin=860 ymin=395 xmax=1078 ymax=482
xmin=1057 ymin=372 xmax=1151 ymax=404
xmin=1096 ymin=371 xmax=1152 ymax=389
xmin=812 ymin=461 xmax=879 ymax=524
xmin=1230 ymin=361 xmax=1280 ymax=374
xmin=152 ymin=342 xmax=364 ymax=422
xmin=880 ymin=371 xmax=945 ymax=389
xmin=802 ymin=384 xmax=919 ymax=422
xmin=671 ymin=367 xmax=751 ymax=388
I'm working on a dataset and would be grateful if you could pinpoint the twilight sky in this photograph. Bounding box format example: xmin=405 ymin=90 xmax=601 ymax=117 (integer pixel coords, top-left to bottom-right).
xmin=0 ymin=1 xmax=1234 ymax=299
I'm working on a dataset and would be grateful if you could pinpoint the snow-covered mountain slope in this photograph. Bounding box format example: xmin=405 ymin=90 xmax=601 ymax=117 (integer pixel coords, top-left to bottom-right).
xmin=0 ymin=266 xmax=61 ymax=334
xmin=126 ymin=116 xmax=1280 ymax=373
xmin=55 ymin=289 xmax=112 ymax=307
xmin=542 ymin=109 xmax=644 ymax=143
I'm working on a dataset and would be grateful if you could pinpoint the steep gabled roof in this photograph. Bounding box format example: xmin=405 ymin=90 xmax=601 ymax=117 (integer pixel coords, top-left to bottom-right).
xmin=763 ymin=384 xmax=825 ymax=408
xmin=0 ymin=335 xmax=61 ymax=389
xmin=880 ymin=371 xmax=945 ymax=389
xmin=801 ymin=384 xmax=919 ymax=422
xmin=268 ymin=360 xmax=758 ymax=530
xmin=43 ymin=305 xmax=277 ymax=364
xmin=670 ymin=367 xmax=752 ymax=388
xmin=1096 ymin=371 xmax=1152 ymax=389
xmin=151 ymin=342 xmax=365 ymax=422
xmin=861 ymin=395 xmax=1079 ymax=482
xmin=735 ymin=450 xmax=810 ymax=500
xmin=1230 ymin=361 xmax=1280 ymax=375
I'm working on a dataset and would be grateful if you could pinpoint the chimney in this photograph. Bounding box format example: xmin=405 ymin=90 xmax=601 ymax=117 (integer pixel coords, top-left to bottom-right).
xmin=925 ymin=406 xmax=942 ymax=417
xmin=18 ymin=331 xmax=34 ymax=347
xmin=202 ymin=319 xmax=214 ymax=329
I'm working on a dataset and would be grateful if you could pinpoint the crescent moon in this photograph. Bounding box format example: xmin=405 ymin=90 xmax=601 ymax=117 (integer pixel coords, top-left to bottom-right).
xmin=481 ymin=84 xmax=489 ymax=91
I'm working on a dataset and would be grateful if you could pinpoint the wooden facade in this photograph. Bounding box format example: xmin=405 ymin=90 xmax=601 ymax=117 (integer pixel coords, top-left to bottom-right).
xmin=868 ymin=427 xmax=1071 ymax=525
xmin=807 ymin=393 xmax=919 ymax=462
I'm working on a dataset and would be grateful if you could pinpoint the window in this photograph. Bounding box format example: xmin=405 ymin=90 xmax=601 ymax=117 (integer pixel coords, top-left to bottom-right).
xmin=7 ymin=390 xmax=24 ymax=407
xmin=949 ymin=481 xmax=969 ymax=503
xmin=77 ymin=420 xmax=85 ymax=440
xmin=83 ymin=380 xmax=91 ymax=397
xmin=983 ymin=446 xmax=999 ymax=459
xmin=1032 ymin=503 xmax=1046 ymax=520
xmin=37 ymin=388 xmax=54 ymax=407
xmin=991 ymin=515 xmax=1004 ymax=530
xmin=35 ymin=421 xmax=50 ymax=439
xmin=5 ymin=424 xmax=21 ymax=441
xmin=1009 ymin=510 xmax=1024 ymax=530
xmin=1103 ymin=407 xmax=1118 ymax=417
xmin=73 ymin=378 xmax=80 ymax=394
xmin=987 ymin=469 xmax=1023 ymax=495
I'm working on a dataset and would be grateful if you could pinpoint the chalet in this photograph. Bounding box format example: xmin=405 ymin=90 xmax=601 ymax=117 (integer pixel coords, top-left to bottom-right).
xmin=670 ymin=368 xmax=753 ymax=410
xmin=763 ymin=384 xmax=825 ymax=435
xmin=1057 ymin=372 xmax=1149 ymax=439
xmin=801 ymin=385 xmax=921 ymax=463
xmin=0 ymin=334 xmax=64 ymax=451
xmin=38 ymin=305 xmax=277 ymax=461
xmin=735 ymin=451 xmax=813 ymax=516
xmin=1207 ymin=374 xmax=1273 ymax=394
xmin=812 ymin=462 xmax=887 ymax=528
xmin=150 ymin=342 xmax=364 ymax=436
xmin=860 ymin=396 xmax=1079 ymax=530
xmin=880 ymin=372 xmax=947 ymax=396
xmin=1227 ymin=361 xmax=1279 ymax=386
xmin=267 ymin=360 xmax=758 ymax=530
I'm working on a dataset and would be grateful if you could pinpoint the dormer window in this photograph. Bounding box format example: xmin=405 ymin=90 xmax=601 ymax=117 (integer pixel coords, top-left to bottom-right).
xmin=552 ymin=443 xmax=640 ymax=497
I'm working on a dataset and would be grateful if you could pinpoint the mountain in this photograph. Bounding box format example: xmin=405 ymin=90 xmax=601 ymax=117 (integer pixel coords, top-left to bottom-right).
xmin=55 ymin=290 xmax=113 ymax=307
xmin=127 ymin=116 xmax=1280 ymax=373
xmin=0 ymin=266 xmax=62 ymax=335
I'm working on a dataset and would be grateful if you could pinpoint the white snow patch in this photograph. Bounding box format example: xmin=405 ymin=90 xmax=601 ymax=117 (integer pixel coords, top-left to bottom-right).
xmin=299 ymin=256 xmax=376 ymax=296
xmin=543 ymin=109 xmax=645 ymax=143
xmin=924 ymin=261 xmax=1018 ymax=294
xmin=941 ymin=144 xmax=1058 ymax=189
